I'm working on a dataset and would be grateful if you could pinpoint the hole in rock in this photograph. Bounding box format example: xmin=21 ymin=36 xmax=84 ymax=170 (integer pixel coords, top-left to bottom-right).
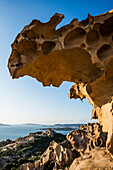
xmin=97 ymin=44 xmax=113 ymax=61
xmin=86 ymin=30 xmax=100 ymax=46
xmin=11 ymin=64 xmax=15 ymax=67
xmin=42 ymin=41 xmax=56 ymax=55
xmin=80 ymin=43 xmax=85 ymax=48
xmin=93 ymin=23 xmax=101 ymax=31
xmin=17 ymin=39 xmax=37 ymax=55
xmin=27 ymin=30 xmax=36 ymax=39
xmin=43 ymin=160 xmax=55 ymax=170
xmin=64 ymin=28 xmax=86 ymax=47
xmin=15 ymin=40 xmax=18 ymax=44
xmin=22 ymin=31 xmax=28 ymax=38
xmin=41 ymin=34 xmax=44 ymax=39
xmin=99 ymin=16 xmax=113 ymax=36
xmin=37 ymin=34 xmax=39 ymax=39
xmin=16 ymin=62 xmax=23 ymax=67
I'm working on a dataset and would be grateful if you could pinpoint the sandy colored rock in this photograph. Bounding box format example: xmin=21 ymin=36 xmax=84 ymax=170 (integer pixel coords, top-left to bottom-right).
xmin=69 ymin=82 xmax=113 ymax=154
xmin=19 ymin=124 xmax=113 ymax=170
xmin=68 ymin=147 xmax=113 ymax=170
xmin=66 ymin=123 xmax=107 ymax=154
xmin=21 ymin=140 xmax=75 ymax=170
xmin=8 ymin=10 xmax=113 ymax=154
xmin=42 ymin=128 xmax=56 ymax=137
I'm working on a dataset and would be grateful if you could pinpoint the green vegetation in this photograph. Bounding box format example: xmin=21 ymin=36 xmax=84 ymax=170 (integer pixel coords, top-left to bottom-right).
xmin=0 ymin=133 xmax=66 ymax=170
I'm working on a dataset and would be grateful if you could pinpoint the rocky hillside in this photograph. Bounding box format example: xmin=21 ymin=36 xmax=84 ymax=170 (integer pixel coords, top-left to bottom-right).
xmin=0 ymin=129 xmax=66 ymax=170
xmin=0 ymin=123 xmax=112 ymax=169
xmin=21 ymin=123 xmax=113 ymax=170
xmin=0 ymin=123 xmax=111 ymax=170
xmin=21 ymin=123 xmax=111 ymax=170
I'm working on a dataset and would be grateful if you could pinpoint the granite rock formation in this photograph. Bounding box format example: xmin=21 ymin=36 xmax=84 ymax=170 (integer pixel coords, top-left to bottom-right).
xmin=67 ymin=123 xmax=107 ymax=154
xmin=68 ymin=147 xmax=113 ymax=170
xmin=20 ymin=123 xmax=110 ymax=170
xmin=8 ymin=10 xmax=113 ymax=154
xmin=21 ymin=141 xmax=74 ymax=170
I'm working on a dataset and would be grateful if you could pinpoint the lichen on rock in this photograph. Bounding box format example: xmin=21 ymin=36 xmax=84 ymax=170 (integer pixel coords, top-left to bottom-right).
xmin=8 ymin=10 xmax=113 ymax=154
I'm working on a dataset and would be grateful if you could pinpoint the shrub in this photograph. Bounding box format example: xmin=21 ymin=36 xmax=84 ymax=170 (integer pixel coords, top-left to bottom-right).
xmin=18 ymin=157 xmax=27 ymax=165
xmin=4 ymin=163 xmax=13 ymax=169
xmin=11 ymin=167 xmax=17 ymax=170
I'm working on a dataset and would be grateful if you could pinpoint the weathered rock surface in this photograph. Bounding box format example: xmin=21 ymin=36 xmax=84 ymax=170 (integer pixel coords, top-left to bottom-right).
xmin=68 ymin=147 xmax=113 ymax=170
xmin=29 ymin=128 xmax=56 ymax=137
xmin=20 ymin=123 xmax=111 ymax=170
xmin=21 ymin=140 xmax=75 ymax=170
xmin=36 ymin=140 xmax=74 ymax=169
xmin=67 ymin=123 xmax=107 ymax=154
xmin=8 ymin=10 xmax=113 ymax=154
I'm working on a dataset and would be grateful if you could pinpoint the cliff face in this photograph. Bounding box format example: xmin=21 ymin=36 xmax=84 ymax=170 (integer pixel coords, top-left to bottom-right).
xmin=8 ymin=10 xmax=113 ymax=154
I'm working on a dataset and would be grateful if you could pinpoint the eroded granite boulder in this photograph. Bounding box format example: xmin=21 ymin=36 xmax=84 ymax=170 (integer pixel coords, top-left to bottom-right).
xmin=68 ymin=147 xmax=113 ymax=170
xmin=8 ymin=10 xmax=113 ymax=154
xmin=21 ymin=141 xmax=75 ymax=170
xmin=67 ymin=123 xmax=107 ymax=154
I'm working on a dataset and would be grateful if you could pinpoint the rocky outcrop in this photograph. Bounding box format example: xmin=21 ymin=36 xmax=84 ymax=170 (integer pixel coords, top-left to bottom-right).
xmin=36 ymin=141 xmax=74 ymax=169
xmin=1 ymin=129 xmax=56 ymax=151
xmin=69 ymin=81 xmax=113 ymax=155
xmin=67 ymin=123 xmax=107 ymax=154
xmin=42 ymin=128 xmax=56 ymax=137
xmin=21 ymin=141 xmax=75 ymax=170
xmin=68 ymin=147 xmax=113 ymax=170
xmin=0 ymin=139 xmax=12 ymax=147
xmin=8 ymin=10 xmax=113 ymax=154
xmin=29 ymin=128 xmax=56 ymax=137
xmin=20 ymin=123 xmax=111 ymax=170
xmin=0 ymin=129 xmax=66 ymax=170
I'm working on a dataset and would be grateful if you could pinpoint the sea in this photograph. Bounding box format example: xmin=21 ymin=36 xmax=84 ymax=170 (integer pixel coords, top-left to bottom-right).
xmin=0 ymin=124 xmax=80 ymax=142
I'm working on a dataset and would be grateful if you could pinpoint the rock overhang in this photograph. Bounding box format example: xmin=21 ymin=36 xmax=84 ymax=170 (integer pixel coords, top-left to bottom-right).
xmin=8 ymin=10 xmax=113 ymax=154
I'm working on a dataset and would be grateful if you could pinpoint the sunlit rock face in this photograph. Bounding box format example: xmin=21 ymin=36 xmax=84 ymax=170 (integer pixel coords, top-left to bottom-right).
xmin=66 ymin=123 xmax=107 ymax=154
xmin=21 ymin=141 xmax=75 ymax=170
xmin=19 ymin=123 xmax=109 ymax=170
xmin=8 ymin=10 xmax=113 ymax=154
xmin=69 ymin=147 xmax=113 ymax=170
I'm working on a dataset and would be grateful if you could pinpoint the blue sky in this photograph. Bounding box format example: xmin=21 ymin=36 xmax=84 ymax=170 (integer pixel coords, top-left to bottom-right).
xmin=0 ymin=0 xmax=112 ymax=124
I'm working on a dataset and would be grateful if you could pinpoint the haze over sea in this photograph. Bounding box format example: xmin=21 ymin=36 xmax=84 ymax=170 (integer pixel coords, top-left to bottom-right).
xmin=0 ymin=124 xmax=81 ymax=141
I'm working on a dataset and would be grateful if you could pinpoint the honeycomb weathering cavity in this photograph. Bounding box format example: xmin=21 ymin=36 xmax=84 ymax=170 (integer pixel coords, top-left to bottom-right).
xmin=8 ymin=10 xmax=113 ymax=154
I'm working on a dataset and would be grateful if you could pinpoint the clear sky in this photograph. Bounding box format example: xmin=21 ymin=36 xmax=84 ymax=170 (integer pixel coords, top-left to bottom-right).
xmin=0 ymin=0 xmax=112 ymax=124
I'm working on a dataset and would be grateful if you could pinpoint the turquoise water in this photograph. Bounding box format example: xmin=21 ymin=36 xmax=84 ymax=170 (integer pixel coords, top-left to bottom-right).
xmin=0 ymin=125 xmax=75 ymax=141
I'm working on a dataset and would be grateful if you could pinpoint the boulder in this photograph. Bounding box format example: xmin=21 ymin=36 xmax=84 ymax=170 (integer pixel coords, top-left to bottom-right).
xmin=42 ymin=128 xmax=56 ymax=137
xmin=21 ymin=140 xmax=75 ymax=170
xmin=68 ymin=147 xmax=113 ymax=170
xmin=67 ymin=123 xmax=107 ymax=154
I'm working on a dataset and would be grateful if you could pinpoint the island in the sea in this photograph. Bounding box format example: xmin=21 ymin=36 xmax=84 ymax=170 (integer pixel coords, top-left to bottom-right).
xmin=0 ymin=123 xmax=10 ymax=126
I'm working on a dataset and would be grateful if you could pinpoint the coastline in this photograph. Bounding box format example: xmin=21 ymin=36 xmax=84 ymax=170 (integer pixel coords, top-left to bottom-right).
xmin=0 ymin=124 xmax=82 ymax=142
